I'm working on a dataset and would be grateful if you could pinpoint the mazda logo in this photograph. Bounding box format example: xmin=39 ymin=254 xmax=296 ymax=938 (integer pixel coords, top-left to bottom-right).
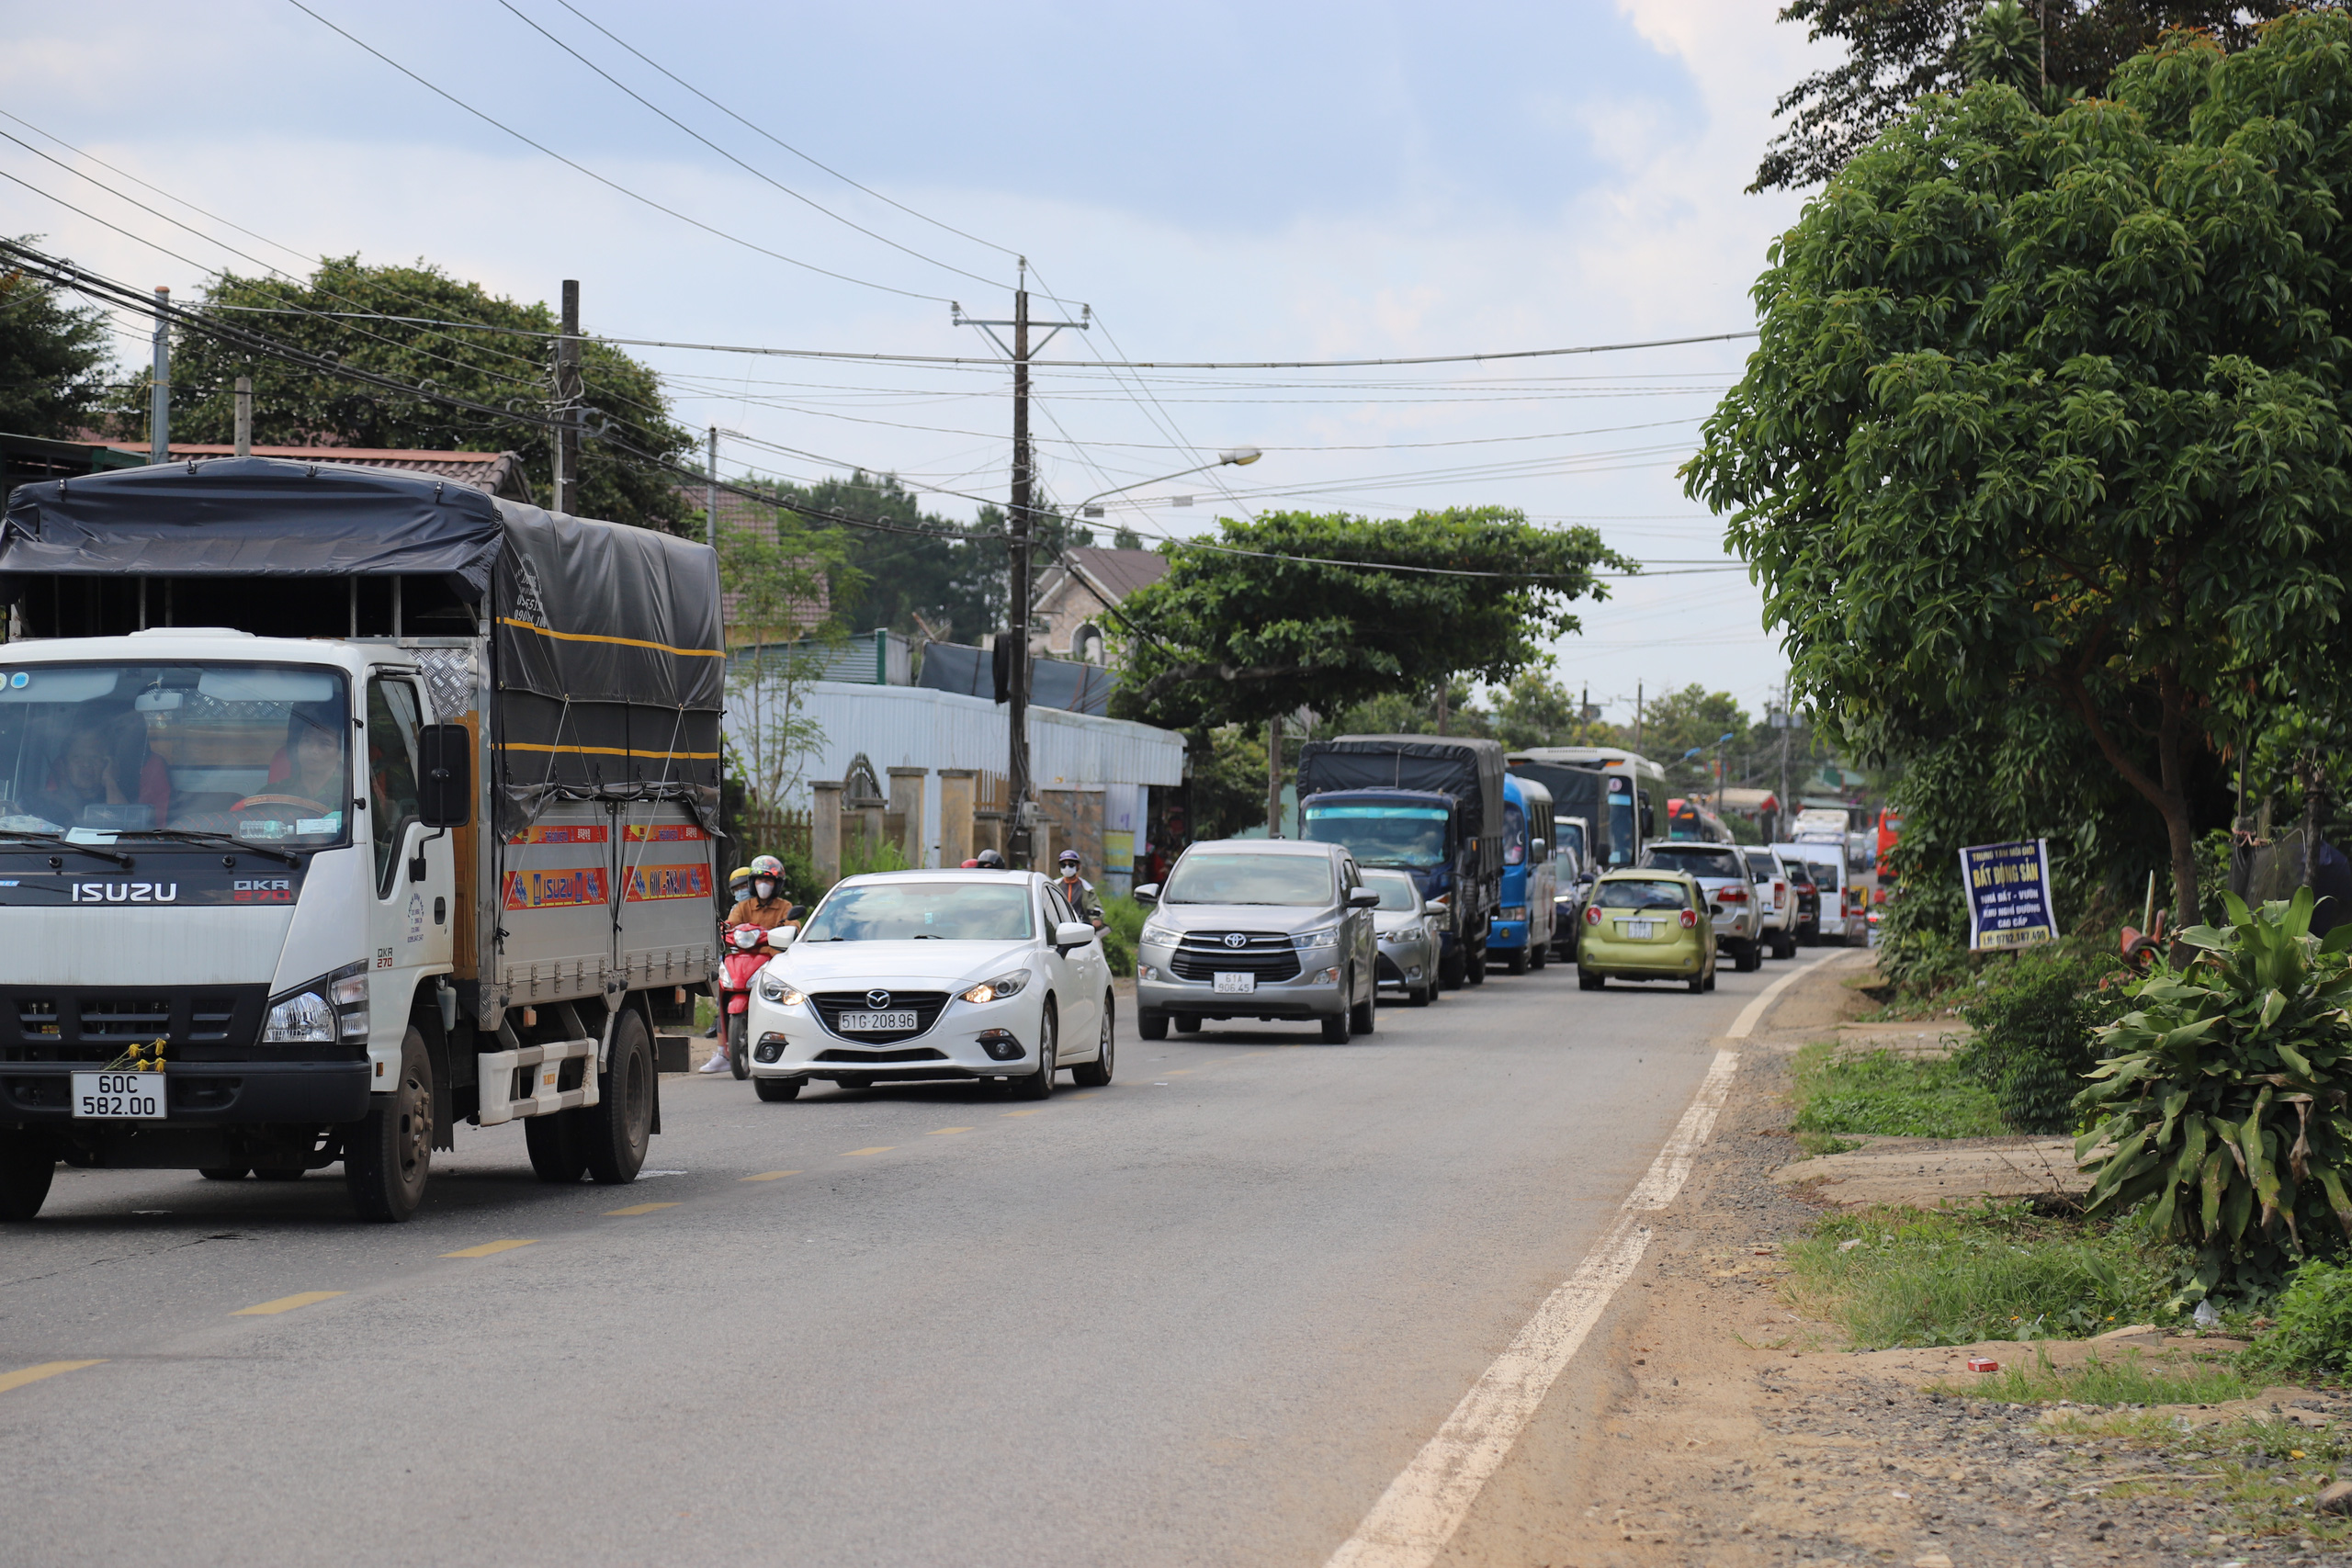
xmin=1222 ymin=932 xmax=1248 ymax=950
xmin=865 ymin=988 xmax=892 ymax=1009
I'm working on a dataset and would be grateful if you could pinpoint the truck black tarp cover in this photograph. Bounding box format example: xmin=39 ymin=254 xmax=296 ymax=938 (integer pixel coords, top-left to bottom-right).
xmin=1296 ymin=735 xmax=1506 ymax=846
xmin=0 ymin=457 xmax=723 ymax=829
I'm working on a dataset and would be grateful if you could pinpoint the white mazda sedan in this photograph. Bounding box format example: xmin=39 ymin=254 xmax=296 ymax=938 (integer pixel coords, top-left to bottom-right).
xmin=742 ymin=869 xmax=1114 ymax=1102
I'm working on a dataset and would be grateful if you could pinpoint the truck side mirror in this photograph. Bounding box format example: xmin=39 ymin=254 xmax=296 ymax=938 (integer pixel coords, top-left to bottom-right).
xmin=418 ymin=725 xmax=473 ymax=829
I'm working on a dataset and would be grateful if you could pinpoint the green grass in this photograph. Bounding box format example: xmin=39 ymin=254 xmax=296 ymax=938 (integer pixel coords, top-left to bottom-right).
xmin=1786 ymin=1200 xmax=2186 ymax=1348
xmin=1932 ymin=1343 xmax=2258 ymax=1405
xmin=2037 ymin=1408 xmax=2352 ymax=1549
xmin=1791 ymin=1041 xmax=2008 ymax=1139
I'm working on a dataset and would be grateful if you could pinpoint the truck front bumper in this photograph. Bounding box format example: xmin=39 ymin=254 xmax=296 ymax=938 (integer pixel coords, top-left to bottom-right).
xmin=0 ymin=1059 xmax=375 ymax=1128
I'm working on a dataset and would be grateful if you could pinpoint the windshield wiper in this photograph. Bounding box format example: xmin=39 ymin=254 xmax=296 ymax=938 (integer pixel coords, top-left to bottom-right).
xmin=0 ymin=831 xmax=134 ymax=868
xmin=123 ymin=829 xmax=301 ymax=868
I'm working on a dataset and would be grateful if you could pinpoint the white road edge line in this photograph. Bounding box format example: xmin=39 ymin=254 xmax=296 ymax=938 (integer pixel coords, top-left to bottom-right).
xmin=1323 ymin=1047 xmax=1747 ymax=1568
xmin=1726 ymin=950 xmax=1841 ymax=1040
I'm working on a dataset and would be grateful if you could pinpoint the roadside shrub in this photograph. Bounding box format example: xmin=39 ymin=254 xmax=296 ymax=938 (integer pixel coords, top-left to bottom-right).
xmin=2075 ymin=889 xmax=2352 ymax=1305
xmin=2245 ymin=1258 xmax=2352 ymax=1384
xmin=1959 ymin=947 xmax=2128 ymax=1134
xmin=1792 ymin=1043 xmax=2007 ymax=1139
xmin=1100 ymin=893 xmax=1145 ymax=978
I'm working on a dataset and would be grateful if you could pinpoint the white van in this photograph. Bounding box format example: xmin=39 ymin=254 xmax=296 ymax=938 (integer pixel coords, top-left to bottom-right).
xmin=1773 ymin=841 xmax=1865 ymax=945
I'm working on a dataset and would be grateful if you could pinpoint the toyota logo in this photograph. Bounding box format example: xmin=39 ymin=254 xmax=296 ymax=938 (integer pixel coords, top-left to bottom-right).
xmin=865 ymin=988 xmax=892 ymax=1009
xmin=1222 ymin=932 xmax=1248 ymax=950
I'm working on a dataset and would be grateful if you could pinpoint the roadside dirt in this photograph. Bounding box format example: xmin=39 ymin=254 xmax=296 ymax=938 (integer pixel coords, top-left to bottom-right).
xmin=1445 ymin=950 xmax=2352 ymax=1568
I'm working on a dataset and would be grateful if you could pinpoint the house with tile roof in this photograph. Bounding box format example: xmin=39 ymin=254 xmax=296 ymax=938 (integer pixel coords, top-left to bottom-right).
xmin=1029 ymin=547 xmax=1167 ymax=667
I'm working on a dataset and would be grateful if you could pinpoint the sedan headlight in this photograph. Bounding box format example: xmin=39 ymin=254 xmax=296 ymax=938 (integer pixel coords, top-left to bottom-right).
xmin=960 ymin=968 xmax=1030 ymax=1005
xmin=1140 ymin=921 xmax=1180 ymax=946
xmin=756 ymin=972 xmax=805 ymax=1007
xmin=1292 ymin=925 xmax=1340 ymax=950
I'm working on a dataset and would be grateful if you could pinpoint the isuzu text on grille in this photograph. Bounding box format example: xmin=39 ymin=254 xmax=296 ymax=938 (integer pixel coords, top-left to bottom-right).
xmin=71 ymin=883 xmax=180 ymax=902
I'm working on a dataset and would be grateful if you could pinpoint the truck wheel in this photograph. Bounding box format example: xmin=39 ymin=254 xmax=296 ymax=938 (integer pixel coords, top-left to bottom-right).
xmin=1530 ymin=940 xmax=1547 ymax=971
xmin=345 ymin=1026 xmax=433 ymax=1223
xmin=1505 ymin=945 xmax=1529 ymax=976
xmin=525 ymin=1109 xmax=588 ymax=1183
xmin=584 ymin=1009 xmax=654 ymax=1185
xmin=1465 ymin=942 xmax=1487 ymax=986
xmin=753 ymin=1077 xmax=802 ymax=1102
xmin=1137 ymin=1010 xmax=1170 ymax=1040
xmin=0 ymin=1140 xmax=55 ymax=1221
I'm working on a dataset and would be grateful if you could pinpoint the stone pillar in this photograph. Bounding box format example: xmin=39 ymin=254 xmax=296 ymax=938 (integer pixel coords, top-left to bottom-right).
xmin=1034 ymin=820 xmax=1053 ymax=874
xmin=811 ymin=781 xmax=842 ymax=886
xmin=888 ymin=766 xmax=928 ymax=868
xmin=938 ymin=770 xmax=977 ymax=867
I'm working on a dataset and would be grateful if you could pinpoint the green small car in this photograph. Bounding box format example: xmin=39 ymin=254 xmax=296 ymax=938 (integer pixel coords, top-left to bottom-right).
xmin=1577 ymin=870 xmax=1716 ymax=993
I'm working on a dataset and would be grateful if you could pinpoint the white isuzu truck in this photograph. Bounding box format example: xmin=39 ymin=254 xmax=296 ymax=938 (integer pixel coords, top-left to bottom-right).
xmin=0 ymin=457 xmax=723 ymax=1221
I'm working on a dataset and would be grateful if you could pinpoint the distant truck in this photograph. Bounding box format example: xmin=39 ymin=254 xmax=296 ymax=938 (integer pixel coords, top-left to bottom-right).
xmin=1505 ymin=746 xmax=1667 ymax=872
xmin=1295 ymin=735 xmax=1505 ymax=988
xmin=0 ymin=458 xmax=722 ymax=1221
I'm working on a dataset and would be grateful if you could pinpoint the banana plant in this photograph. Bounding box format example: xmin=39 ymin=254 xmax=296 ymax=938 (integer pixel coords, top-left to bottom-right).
xmin=2075 ymin=888 xmax=2352 ymax=1301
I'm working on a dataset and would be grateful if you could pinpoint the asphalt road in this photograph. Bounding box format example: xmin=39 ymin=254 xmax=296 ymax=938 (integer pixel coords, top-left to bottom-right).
xmin=0 ymin=952 xmax=1820 ymax=1567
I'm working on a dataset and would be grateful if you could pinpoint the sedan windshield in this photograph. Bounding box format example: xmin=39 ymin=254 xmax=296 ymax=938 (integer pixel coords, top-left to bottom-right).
xmin=1362 ymin=870 xmax=1419 ymax=911
xmin=799 ymin=880 xmax=1035 ymax=942
xmin=1596 ymin=878 xmax=1691 ymax=911
xmin=1163 ymin=852 xmax=1335 ymax=906
xmin=0 ymin=661 xmax=350 ymax=846
xmin=1641 ymin=845 xmax=1744 ymax=881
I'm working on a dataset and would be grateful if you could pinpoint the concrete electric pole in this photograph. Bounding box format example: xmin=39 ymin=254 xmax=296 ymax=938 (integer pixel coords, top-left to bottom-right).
xmin=554 ymin=279 xmax=582 ymax=514
xmin=149 ymin=286 xmax=170 ymax=463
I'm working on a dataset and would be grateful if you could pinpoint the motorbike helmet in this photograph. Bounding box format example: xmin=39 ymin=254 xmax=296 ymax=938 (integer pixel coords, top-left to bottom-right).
xmin=750 ymin=854 xmax=784 ymax=879
xmin=973 ymin=849 xmax=1007 ymax=870
xmin=729 ymin=864 xmax=753 ymax=897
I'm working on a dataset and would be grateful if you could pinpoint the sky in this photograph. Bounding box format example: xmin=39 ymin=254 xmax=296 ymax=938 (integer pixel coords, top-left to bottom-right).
xmin=0 ymin=0 xmax=1832 ymax=728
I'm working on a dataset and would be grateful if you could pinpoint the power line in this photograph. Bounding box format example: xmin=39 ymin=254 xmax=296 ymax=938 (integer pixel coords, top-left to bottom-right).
xmin=492 ymin=0 xmax=1008 ymax=292
xmin=281 ymin=0 xmax=956 ymax=305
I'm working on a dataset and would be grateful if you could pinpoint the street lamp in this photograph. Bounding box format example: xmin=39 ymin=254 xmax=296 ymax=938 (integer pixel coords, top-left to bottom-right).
xmin=1001 ymin=446 xmax=1263 ymax=867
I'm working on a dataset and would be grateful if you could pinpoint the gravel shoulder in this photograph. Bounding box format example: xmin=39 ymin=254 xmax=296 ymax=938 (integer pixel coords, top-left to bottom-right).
xmin=1442 ymin=949 xmax=2352 ymax=1568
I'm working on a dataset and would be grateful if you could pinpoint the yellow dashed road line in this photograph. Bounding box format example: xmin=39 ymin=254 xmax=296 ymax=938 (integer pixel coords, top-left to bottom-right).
xmin=605 ymin=1202 xmax=678 ymax=1216
xmin=741 ymin=1170 xmax=802 ymax=1181
xmin=0 ymin=1359 xmax=104 ymax=1395
xmin=1002 ymin=1109 xmax=1046 ymax=1117
xmin=231 ymin=1291 xmax=345 ymax=1316
xmin=441 ymin=1239 xmax=537 ymax=1258
xmin=842 ymin=1146 xmax=893 ymax=1156
xmin=929 ymin=1127 xmax=973 ymax=1135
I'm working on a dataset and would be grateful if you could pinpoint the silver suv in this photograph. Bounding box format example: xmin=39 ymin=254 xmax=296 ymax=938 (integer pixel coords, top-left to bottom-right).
xmin=1133 ymin=840 xmax=1381 ymax=1042
xmin=1636 ymin=841 xmax=1763 ymax=972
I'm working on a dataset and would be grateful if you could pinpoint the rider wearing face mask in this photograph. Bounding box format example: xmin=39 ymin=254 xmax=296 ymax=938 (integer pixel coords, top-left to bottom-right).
xmin=722 ymin=854 xmax=798 ymax=956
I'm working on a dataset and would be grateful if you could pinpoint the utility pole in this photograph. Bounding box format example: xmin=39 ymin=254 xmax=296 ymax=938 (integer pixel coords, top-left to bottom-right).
xmin=149 ymin=286 xmax=170 ymax=463
xmin=952 ymin=263 xmax=1090 ymax=870
xmin=707 ymin=424 xmax=722 ymax=650
xmin=1267 ymin=715 xmax=1284 ymax=837
xmin=1578 ymin=682 xmax=1589 ymax=747
xmin=232 ymin=376 xmax=252 ymax=457
xmin=553 ymin=279 xmax=582 ymax=514
xmin=1634 ymin=682 xmax=1644 ymax=758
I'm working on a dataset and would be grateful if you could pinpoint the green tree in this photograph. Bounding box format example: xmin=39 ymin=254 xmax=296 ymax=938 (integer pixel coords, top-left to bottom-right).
xmin=1112 ymin=508 xmax=1629 ymax=731
xmin=120 ymin=257 xmax=694 ymax=531
xmin=0 ymin=241 xmax=113 ymax=439
xmin=719 ymin=500 xmax=865 ymax=824
xmin=1753 ymin=0 xmax=2299 ymax=191
xmin=1691 ymin=17 xmax=2352 ymax=928
xmin=1189 ymin=724 xmax=1270 ymax=841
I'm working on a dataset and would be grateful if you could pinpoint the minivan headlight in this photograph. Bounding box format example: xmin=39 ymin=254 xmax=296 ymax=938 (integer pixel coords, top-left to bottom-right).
xmin=1140 ymin=921 xmax=1179 ymax=946
xmin=961 ymin=969 xmax=1030 ymax=1004
xmin=1292 ymin=925 xmax=1339 ymax=950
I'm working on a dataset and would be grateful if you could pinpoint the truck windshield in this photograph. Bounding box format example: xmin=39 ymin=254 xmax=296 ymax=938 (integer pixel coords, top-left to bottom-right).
xmin=0 ymin=661 xmax=351 ymax=847
xmin=799 ymin=879 xmax=1035 ymax=942
xmin=1300 ymin=804 xmax=1449 ymax=869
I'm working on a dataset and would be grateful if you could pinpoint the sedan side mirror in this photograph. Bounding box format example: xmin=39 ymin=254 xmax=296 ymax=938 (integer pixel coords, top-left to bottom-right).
xmin=1054 ymin=920 xmax=1096 ymax=951
xmin=1347 ymin=886 xmax=1381 ymax=908
xmin=770 ymin=923 xmax=797 ymax=948
xmin=1132 ymin=883 xmax=1159 ymax=906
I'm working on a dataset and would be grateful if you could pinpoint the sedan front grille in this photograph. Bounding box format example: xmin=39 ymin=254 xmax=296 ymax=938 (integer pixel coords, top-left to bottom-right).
xmin=808 ymin=991 xmax=951 ymax=1045
xmin=812 ymin=1046 xmax=947 ymax=1064
xmin=1169 ymin=932 xmax=1303 ymax=983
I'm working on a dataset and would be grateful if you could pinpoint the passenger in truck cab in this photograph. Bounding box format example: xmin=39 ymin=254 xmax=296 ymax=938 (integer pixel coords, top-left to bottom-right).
xmin=33 ymin=716 xmax=170 ymax=829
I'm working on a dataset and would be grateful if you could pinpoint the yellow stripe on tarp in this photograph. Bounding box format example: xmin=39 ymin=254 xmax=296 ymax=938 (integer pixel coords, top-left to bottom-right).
xmin=497 ymin=617 xmax=721 ymax=659
xmin=499 ymin=743 xmax=722 ymax=761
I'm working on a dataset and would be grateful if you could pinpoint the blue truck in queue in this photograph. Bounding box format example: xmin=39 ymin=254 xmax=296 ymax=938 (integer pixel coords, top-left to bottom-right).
xmin=1295 ymin=735 xmax=1506 ymax=989
xmin=1484 ymin=773 xmax=1557 ymax=975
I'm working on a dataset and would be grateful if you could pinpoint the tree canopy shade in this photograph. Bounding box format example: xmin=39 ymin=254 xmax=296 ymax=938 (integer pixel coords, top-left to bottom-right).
xmin=1690 ymin=15 xmax=2352 ymax=927
xmin=0 ymin=240 xmax=113 ymax=439
xmin=115 ymin=257 xmax=695 ymax=532
xmin=1110 ymin=508 xmax=1630 ymax=732
xmin=1752 ymin=0 xmax=2301 ymax=191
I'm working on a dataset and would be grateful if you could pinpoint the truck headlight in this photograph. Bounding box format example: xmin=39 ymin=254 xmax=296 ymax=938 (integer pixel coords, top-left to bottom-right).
xmin=264 ymin=991 xmax=335 ymax=1043
xmin=756 ymin=973 xmax=805 ymax=1006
